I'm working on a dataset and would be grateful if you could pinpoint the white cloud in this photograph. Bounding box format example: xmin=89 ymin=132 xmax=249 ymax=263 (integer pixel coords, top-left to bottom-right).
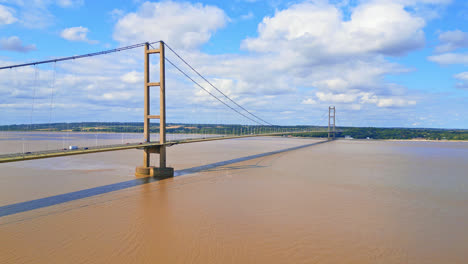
xmin=389 ymin=0 xmax=452 ymax=20
xmin=428 ymin=52 xmax=468 ymax=65
xmin=109 ymin=8 xmax=124 ymax=20
xmin=314 ymin=91 xmax=416 ymax=108
xmin=0 ymin=4 xmax=16 ymax=25
xmin=3 ymin=0 xmax=83 ymax=7
xmin=454 ymin=72 xmax=468 ymax=90
xmin=301 ymin=98 xmax=317 ymax=105
xmin=350 ymin=104 xmax=361 ymax=110
xmin=60 ymin=26 xmax=98 ymax=44
xmin=435 ymin=30 xmax=468 ymax=53
xmin=121 ymin=71 xmax=142 ymax=84
xmin=0 ymin=49 xmax=149 ymax=125
xmin=316 ymin=92 xmax=358 ymax=103
xmin=242 ymin=1 xmax=425 ymax=57
xmin=359 ymin=92 xmax=416 ymax=107
xmin=378 ymin=0 xmax=451 ymax=3
xmin=1 ymin=0 xmax=448 ymax=127
xmin=375 ymin=98 xmax=416 ymax=107
xmin=113 ymin=1 xmax=228 ymax=50
xmin=89 ymin=91 xmax=134 ymax=101
xmin=240 ymin=11 xmax=254 ymax=20
xmin=429 ymin=29 xmax=468 ymax=65
xmin=56 ymin=0 xmax=83 ymax=8
xmin=169 ymin=0 xmax=433 ymax=121
xmin=2 ymin=0 xmax=82 ymax=29
xmin=0 ymin=36 xmax=36 ymax=52
xmin=312 ymin=78 xmax=349 ymax=92
xmin=454 ymin=72 xmax=468 ymax=81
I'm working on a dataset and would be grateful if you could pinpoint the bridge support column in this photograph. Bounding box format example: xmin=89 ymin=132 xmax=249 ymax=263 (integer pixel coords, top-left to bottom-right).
xmin=135 ymin=41 xmax=174 ymax=178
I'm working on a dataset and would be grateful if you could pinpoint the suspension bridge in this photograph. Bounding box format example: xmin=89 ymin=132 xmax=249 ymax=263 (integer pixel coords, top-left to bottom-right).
xmin=0 ymin=41 xmax=338 ymax=177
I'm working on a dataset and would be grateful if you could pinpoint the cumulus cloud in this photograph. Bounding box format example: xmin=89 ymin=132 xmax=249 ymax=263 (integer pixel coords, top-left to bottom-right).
xmin=0 ymin=49 xmax=147 ymax=125
xmin=61 ymin=26 xmax=98 ymax=44
xmin=113 ymin=1 xmax=228 ymax=50
xmin=0 ymin=4 xmax=16 ymax=25
xmin=3 ymin=0 xmax=451 ymax=127
xmin=429 ymin=30 xmax=468 ymax=65
xmin=435 ymin=30 xmax=468 ymax=53
xmin=64 ymin=0 xmax=445 ymax=124
xmin=242 ymin=1 xmax=425 ymax=57
xmin=0 ymin=36 xmax=36 ymax=52
xmin=166 ymin=0 xmax=431 ymax=123
xmin=80 ymin=0 xmax=453 ymax=126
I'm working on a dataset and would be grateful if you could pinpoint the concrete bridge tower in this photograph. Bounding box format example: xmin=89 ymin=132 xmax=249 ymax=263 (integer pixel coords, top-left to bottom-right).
xmin=135 ymin=41 xmax=174 ymax=178
xmin=328 ymin=106 xmax=336 ymax=140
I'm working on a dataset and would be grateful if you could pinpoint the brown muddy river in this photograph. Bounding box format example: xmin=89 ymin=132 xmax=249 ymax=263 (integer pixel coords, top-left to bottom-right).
xmin=1 ymin=134 xmax=467 ymax=263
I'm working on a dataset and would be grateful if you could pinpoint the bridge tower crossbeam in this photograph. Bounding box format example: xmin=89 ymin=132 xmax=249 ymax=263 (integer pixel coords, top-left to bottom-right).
xmin=135 ymin=41 xmax=174 ymax=177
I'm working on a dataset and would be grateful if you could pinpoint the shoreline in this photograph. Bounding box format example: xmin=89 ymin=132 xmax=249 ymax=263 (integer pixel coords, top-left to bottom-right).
xmin=289 ymin=136 xmax=468 ymax=142
xmin=382 ymin=139 xmax=468 ymax=142
xmin=345 ymin=138 xmax=468 ymax=143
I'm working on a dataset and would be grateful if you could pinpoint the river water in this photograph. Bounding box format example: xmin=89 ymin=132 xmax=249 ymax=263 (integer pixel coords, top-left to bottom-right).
xmin=0 ymin=133 xmax=467 ymax=263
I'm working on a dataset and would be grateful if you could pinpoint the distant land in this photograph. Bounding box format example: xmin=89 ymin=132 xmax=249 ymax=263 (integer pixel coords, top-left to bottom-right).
xmin=0 ymin=122 xmax=467 ymax=141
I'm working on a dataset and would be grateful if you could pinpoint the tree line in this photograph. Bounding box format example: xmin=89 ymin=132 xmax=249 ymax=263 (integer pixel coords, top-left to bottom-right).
xmin=0 ymin=122 xmax=466 ymax=140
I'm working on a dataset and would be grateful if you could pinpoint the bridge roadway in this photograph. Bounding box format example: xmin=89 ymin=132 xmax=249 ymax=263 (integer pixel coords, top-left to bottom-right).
xmin=0 ymin=131 xmax=332 ymax=164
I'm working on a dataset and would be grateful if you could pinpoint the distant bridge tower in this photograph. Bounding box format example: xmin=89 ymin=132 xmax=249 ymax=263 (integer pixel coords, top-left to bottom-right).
xmin=328 ymin=106 xmax=336 ymax=140
xmin=135 ymin=41 xmax=174 ymax=177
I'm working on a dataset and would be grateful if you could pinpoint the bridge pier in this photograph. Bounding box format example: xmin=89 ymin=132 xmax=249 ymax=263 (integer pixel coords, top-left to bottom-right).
xmin=135 ymin=41 xmax=174 ymax=178
xmin=136 ymin=166 xmax=174 ymax=178
xmin=135 ymin=146 xmax=174 ymax=177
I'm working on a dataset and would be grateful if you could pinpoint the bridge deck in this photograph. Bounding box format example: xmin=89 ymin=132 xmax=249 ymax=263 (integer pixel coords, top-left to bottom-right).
xmin=0 ymin=131 xmax=331 ymax=163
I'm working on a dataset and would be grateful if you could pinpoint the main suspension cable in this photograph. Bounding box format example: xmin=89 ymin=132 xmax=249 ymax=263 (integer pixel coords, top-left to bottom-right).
xmin=0 ymin=41 xmax=161 ymax=70
xmin=164 ymin=56 xmax=265 ymax=126
xmin=164 ymin=42 xmax=274 ymax=126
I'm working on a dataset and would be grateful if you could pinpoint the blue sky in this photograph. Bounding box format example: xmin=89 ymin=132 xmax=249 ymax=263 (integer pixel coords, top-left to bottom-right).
xmin=0 ymin=0 xmax=467 ymax=128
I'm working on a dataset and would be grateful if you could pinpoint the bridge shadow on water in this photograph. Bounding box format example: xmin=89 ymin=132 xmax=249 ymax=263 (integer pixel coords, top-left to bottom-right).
xmin=0 ymin=140 xmax=329 ymax=218
xmin=200 ymin=164 xmax=267 ymax=172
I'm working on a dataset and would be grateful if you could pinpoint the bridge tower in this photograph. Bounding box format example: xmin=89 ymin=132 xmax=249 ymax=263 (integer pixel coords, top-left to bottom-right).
xmin=135 ymin=41 xmax=174 ymax=177
xmin=328 ymin=106 xmax=336 ymax=140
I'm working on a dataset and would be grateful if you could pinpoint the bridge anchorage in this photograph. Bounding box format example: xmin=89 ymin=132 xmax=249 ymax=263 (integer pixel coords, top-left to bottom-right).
xmin=135 ymin=41 xmax=174 ymax=178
